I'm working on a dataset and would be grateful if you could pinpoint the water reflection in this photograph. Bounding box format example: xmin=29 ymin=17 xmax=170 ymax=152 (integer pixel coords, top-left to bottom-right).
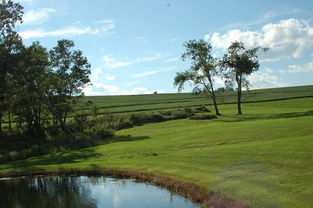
xmin=0 ymin=176 xmax=200 ymax=208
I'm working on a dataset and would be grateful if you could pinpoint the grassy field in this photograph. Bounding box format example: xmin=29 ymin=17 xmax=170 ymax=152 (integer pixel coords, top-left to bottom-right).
xmin=2 ymin=85 xmax=313 ymax=124
xmin=1 ymin=96 xmax=312 ymax=208
xmin=84 ymin=85 xmax=313 ymax=114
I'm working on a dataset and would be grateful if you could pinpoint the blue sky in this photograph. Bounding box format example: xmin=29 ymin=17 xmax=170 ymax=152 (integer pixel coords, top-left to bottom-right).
xmin=15 ymin=0 xmax=313 ymax=95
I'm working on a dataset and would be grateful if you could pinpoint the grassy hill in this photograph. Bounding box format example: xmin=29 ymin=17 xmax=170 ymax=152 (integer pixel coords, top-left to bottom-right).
xmin=85 ymin=85 xmax=313 ymax=114
xmin=1 ymin=94 xmax=313 ymax=207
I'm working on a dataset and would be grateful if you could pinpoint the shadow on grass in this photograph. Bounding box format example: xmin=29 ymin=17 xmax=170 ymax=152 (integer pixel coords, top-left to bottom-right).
xmin=111 ymin=135 xmax=150 ymax=143
xmin=218 ymin=110 xmax=313 ymax=123
xmin=2 ymin=148 xmax=101 ymax=171
xmin=2 ymin=135 xmax=151 ymax=172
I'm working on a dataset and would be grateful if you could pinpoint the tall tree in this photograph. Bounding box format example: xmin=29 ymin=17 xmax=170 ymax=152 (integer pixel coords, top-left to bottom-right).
xmin=13 ymin=42 xmax=50 ymax=136
xmin=220 ymin=41 xmax=267 ymax=114
xmin=174 ymin=39 xmax=221 ymax=115
xmin=48 ymin=39 xmax=91 ymax=143
xmin=0 ymin=0 xmax=23 ymax=134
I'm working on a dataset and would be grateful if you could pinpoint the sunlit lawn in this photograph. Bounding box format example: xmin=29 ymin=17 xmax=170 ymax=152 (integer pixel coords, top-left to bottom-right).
xmin=1 ymin=98 xmax=313 ymax=208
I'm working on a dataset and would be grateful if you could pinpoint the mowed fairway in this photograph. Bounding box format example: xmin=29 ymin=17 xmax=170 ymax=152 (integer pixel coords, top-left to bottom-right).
xmin=1 ymin=97 xmax=313 ymax=208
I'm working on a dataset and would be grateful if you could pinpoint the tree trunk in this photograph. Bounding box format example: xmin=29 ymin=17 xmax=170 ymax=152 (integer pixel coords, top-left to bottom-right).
xmin=0 ymin=110 xmax=2 ymax=135
xmin=211 ymin=90 xmax=220 ymax=115
xmin=8 ymin=110 xmax=12 ymax=130
xmin=63 ymin=111 xmax=67 ymax=125
xmin=207 ymin=76 xmax=221 ymax=116
xmin=44 ymin=97 xmax=77 ymax=144
xmin=237 ymin=74 xmax=242 ymax=115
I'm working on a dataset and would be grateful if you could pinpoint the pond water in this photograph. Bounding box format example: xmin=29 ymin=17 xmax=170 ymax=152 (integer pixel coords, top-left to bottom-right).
xmin=0 ymin=176 xmax=201 ymax=208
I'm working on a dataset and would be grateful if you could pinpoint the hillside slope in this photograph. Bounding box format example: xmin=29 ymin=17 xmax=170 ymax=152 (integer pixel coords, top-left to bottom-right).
xmin=1 ymin=97 xmax=313 ymax=207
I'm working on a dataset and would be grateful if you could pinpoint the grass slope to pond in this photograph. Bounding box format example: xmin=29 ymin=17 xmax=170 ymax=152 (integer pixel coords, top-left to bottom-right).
xmin=1 ymin=97 xmax=313 ymax=208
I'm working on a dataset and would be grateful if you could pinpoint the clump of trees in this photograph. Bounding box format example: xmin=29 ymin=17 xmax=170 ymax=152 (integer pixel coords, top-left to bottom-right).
xmin=174 ymin=39 xmax=267 ymax=115
xmin=0 ymin=1 xmax=99 ymax=150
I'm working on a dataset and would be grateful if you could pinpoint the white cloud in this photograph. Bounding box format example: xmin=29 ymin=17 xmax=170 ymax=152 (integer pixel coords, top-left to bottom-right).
xmin=222 ymin=9 xmax=301 ymax=30
xmin=287 ymin=62 xmax=313 ymax=73
xmin=165 ymin=57 xmax=180 ymax=63
xmin=23 ymin=8 xmax=56 ymax=25
xmin=91 ymin=68 xmax=115 ymax=82
xmin=248 ymin=71 xmax=287 ymax=89
xmin=103 ymin=52 xmax=162 ymax=69
xmin=90 ymin=68 xmax=102 ymax=82
xmin=133 ymin=70 xmax=159 ymax=78
xmin=83 ymin=83 xmax=120 ymax=95
xmin=15 ymin=0 xmax=35 ymax=4
xmin=206 ymin=18 xmax=313 ymax=62
xmin=133 ymin=67 xmax=176 ymax=78
xmin=169 ymin=38 xmax=179 ymax=42
xmin=128 ymin=87 xmax=152 ymax=95
xmin=83 ymin=83 xmax=152 ymax=95
xmin=104 ymin=73 xmax=115 ymax=81
xmin=20 ymin=20 xmax=115 ymax=39
xmin=125 ymin=81 xmax=140 ymax=87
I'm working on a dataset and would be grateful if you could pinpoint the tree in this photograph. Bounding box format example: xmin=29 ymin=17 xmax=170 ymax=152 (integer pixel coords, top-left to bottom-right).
xmin=13 ymin=42 xmax=50 ymax=137
xmin=220 ymin=41 xmax=267 ymax=114
xmin=174 ymin=39 xmax=221 ymax=115
xmin=47 ymin=39 xmax=91 ymax=143
xmin=0 ymin=0 xmax=23 ymax=134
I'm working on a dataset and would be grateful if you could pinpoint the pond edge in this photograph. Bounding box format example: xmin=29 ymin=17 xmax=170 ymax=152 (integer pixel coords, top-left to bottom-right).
xmin=0 ymin=168 xmax=248 ymax=208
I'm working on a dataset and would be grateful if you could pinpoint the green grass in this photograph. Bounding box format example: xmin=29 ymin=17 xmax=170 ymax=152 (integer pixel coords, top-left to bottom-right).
xmin=1 ymin=97 xmax=313 ymax=208
xmin=84 ymin=85 xmax=313 ymax=114
xmin=2 ymin=85 xmax=313 ymax=124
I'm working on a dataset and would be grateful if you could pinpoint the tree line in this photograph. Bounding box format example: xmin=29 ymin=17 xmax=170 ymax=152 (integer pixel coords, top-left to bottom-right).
xmin=0 ymin=1 xmax=91 ymax=144
xmin=174 ymin=39 xmax=268 ymax=115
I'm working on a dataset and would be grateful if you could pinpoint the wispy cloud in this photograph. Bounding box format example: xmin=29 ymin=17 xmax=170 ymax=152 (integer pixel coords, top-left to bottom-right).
xmin=91 ymin=68 xmax=115 ymax=82
xmin=221 ymin=9 xmax=301 ymax=30
xmin=19 ymin=20 xmax=115 ymax=39
xmin=23 ymin=8 xmax=56 ymax=25
xmin=165 ymin=57 xmax=180 ymax=63
xmin=248 ymin=71 xmax=287 ymax=89
xmin=287 ymin=62 xmax=313 ymax=73
xmin=16 ymin=0 xmax=35 ymax=4
xmin=169 ymin=38 xmax=179 ymax=42
xmin=133 ymin=67 xmax=176 ymax=78
xmin=103 ymin=52 xmax=163 ymax=69
xmin=104 ymin=73 xmax=115 ymax=80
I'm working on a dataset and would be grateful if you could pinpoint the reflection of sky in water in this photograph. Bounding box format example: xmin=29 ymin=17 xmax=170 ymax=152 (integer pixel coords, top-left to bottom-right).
xmin=0 ymin=176 xmax=200 ymax=208
xmin=83 ymin=177 xmax=199 ymax=208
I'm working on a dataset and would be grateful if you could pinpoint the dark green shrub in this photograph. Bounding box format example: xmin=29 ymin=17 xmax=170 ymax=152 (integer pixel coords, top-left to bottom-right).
xmin=183 ymin=107 xmax=193 ymax=114
xmin=95 ymin=129 xmax=114 ymax=139
xmin=8 ymin=151 xmax=19 ymax=161
xmin=189 ymin=114 xmax=217 ymax=120
xmin=147 ymin=113 xmax=166 ymax=122
xmin=171 ymin=109 xmax=192 ymax=119
xmin=195 ymin=105 xmax=211 ymax=113
xmin=116 ymin=120 xmax=133 ymax=130
xmin=159 ymin=110 xmax=172 ymax=117
xmin=129 ymin=113 xmax=145 ymax=125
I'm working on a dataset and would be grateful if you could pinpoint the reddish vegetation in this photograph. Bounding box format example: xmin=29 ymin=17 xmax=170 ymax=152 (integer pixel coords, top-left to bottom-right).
xmin=0 ymin=169 xmax=249 ymax=208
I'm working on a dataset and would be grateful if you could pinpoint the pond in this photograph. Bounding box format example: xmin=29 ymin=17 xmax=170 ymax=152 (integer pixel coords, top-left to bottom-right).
xmin=0 ymin=176 xmax=201 ymax=208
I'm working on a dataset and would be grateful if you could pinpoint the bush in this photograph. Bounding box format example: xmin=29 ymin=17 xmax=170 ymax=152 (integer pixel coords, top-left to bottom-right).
xmin=195 ymin=105 xmax=211 ymax=113
xmin=159 ymin=110 xmax=172 ymax=117
xmin=116 ymin=120 xmax=133 ymax=130
xmin=189 ymin=114 xmax=217 ymax=120
xmin=8 ymin=151 xmax=19 ymax=160
xmin=183 ymin=107 xmax=193 ymax=114
xmin=171 ymin=109 xmax=193 ymax=119
xmin=147 ymin=113 xmax=166 ymax=122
